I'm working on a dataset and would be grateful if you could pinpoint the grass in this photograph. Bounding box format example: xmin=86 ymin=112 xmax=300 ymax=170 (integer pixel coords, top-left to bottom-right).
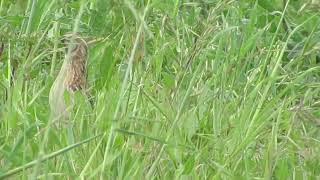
xmin=1 ymin=0 xmax=320 ymax=179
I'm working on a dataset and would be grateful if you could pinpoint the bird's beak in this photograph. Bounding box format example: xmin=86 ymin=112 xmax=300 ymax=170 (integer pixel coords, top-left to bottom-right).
xmin=60 ymin=36 xmax=68 ymax=45
xmin=60 ymin=37 xmax=68 ymax=53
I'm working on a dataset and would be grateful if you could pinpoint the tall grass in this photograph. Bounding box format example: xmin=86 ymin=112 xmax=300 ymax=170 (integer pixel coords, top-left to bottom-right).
xmin=1 ymin=0 xmax=320 ymax=179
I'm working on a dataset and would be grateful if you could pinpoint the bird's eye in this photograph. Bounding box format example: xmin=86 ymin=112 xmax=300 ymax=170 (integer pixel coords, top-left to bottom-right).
xmin=64 ymin=43 xmax=77 ymax=54
xmin=69 ymin=43 xmax=77 ymax=52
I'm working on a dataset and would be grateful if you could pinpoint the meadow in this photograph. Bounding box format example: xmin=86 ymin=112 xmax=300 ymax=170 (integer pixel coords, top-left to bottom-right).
xmin=0 ymin=0 xmax=320 ymax=179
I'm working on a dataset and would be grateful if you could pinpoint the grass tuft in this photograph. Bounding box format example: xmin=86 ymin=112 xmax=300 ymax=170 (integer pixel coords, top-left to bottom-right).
xmin=1 ymin=0 xmax=320 ymax=179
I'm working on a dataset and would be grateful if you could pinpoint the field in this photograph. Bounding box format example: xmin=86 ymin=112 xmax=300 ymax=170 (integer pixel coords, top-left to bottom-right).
xmin=1 ymin=0 xmax=320 ymax=179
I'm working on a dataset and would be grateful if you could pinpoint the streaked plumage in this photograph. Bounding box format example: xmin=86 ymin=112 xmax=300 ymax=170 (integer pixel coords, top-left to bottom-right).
xmin=49 ymin=32 xmax=93 ymax=121
xmin=62 ymin=33 xmax=89 ymax=93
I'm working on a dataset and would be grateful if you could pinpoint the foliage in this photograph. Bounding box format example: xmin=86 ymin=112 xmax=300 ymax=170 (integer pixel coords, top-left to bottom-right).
xmin=0 ymin=0 xmax=320 ymax=179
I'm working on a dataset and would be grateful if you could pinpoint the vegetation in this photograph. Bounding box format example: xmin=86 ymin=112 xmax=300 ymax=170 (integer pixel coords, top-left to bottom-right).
xmin=0 ymin=0 xmax=320 ymax=179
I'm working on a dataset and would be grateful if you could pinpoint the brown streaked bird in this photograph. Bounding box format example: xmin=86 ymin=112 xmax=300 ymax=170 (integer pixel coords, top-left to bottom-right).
xmin=49 ymin=32 xmax=93 ymax=120
xmin=62 ymin=33 xmax=93 ymax=104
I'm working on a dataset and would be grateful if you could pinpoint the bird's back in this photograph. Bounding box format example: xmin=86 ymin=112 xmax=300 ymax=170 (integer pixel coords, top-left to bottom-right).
xmin=64 ymin=37 xmax=88 ymax=92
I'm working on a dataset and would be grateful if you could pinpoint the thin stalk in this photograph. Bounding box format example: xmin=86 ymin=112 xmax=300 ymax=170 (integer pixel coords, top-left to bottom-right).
xmin=100 ymin=1 xmax=150 ymax=178
xmin=100 ymin=20 xmax=144 ymax=180
xmin=50 ymin=20 xmax=60 ymax=77
xmin=146 ymin=59 xmax=205 ymax=178
xmin=0 ymin=134 xmax=103 ymax=179
xmin=25 ymin=0 xmax=37 ymax=35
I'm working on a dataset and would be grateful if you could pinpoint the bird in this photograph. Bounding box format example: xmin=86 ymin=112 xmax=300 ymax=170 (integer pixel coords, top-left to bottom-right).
xmin=49 ymin=32 xmax=93 ymax=121
xmin=62 ymin=32 xmax=93 ymax=105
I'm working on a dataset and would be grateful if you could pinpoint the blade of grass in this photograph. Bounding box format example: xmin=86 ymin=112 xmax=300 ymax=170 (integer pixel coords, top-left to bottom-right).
xmin=0 ymin=133 xmax=103 ymax=179
xmin=100 ymin=1 xmax=150 ymax=179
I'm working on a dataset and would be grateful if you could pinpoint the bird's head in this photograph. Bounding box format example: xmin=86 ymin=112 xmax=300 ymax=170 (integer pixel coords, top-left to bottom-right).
xmin=61 ymin=32 xmax=88 ymax=55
